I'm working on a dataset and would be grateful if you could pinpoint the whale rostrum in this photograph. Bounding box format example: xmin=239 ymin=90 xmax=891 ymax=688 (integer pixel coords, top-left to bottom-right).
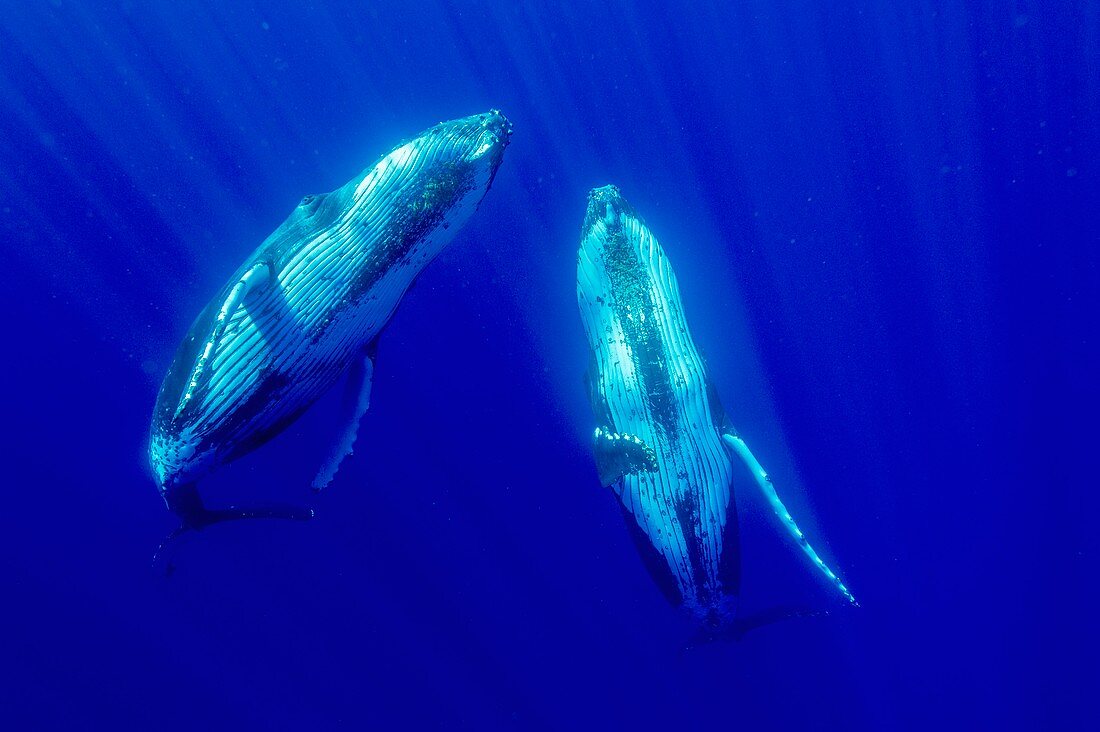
xmin=149 ymin=111 xmax=511 ymax=528
xmin=576 ymin=185 xmax=855 ymax=629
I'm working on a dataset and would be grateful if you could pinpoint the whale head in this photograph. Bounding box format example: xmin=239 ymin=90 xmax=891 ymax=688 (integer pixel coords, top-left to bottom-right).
xmin=420 ymin=109 xmax=512 ymax=187
xmin=576 ymin=184 xmax=672 ymax=386
xmin=583 ymin=183 xmax=631 ymax=227
xmin=581 ymin=184 xmax=633 ymax=246
xmin=577 ymin=183 xmax=657 ymax=306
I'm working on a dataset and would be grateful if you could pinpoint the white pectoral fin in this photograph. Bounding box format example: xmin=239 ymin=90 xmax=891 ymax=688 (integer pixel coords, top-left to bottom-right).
xmin=175 ymin=261 xmax=274 ymax=419
xmin=722 ymin=433 xmax=857 ymax=605
xmin=312 ymin=352 xmax=374 ymax=492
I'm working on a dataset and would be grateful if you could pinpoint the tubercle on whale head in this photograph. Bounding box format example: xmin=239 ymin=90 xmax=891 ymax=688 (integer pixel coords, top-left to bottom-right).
xmin=473 ymin=110 xmax=511 ymax=183
xmin=480 ymin=108 xmax=512 ymax=146
xmin=148 ymin=425 xmax=207 ymax=498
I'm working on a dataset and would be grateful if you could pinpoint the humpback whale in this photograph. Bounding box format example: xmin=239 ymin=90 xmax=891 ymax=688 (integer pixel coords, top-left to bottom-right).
xmin=576 ymin=185 xmax=855 ymax=630
xmin=150 ymin=111 xmax=511 ymax=528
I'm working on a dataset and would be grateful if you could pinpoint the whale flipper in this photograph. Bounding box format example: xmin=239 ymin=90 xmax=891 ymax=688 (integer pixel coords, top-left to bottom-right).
xmin=312 ymin=350 xmax=374 ymax=492
xmin=721 ymin=432 xmax=857 ymax=605
xmin=593 ymin=426 xmax=658 ymax=487
xmin=174 ymin=260 xmax=274 ymax=420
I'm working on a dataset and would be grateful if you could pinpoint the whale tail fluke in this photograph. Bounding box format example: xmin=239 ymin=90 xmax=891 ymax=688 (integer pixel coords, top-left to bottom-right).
xmin=153 ymin=482 xmax=313 ymax=574
xmin=721 ymin=433 xmax=858 ymax=606
xmin=685 ymin=605 xmax=828 ymax=649
xmin=163 ymin=481 xmax=314 ymax=528
xmin=194 ymin=504 xmax=315 ymax=526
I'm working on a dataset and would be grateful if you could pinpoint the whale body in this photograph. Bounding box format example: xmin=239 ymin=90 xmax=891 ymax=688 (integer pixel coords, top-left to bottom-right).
xmin=150 ymin=111 xmax=511 ymax=526
xmin=576 ymin=185 xmax=854 ymax=629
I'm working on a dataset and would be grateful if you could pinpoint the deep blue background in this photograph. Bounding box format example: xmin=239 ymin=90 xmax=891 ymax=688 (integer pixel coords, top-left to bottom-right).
xmin=1 ymin=1 xmax=1096 ymax=729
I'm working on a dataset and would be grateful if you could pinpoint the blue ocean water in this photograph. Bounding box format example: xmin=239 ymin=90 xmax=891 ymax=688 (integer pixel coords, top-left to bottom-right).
xmin=1 ymin=1 xmax=1096 ymax=729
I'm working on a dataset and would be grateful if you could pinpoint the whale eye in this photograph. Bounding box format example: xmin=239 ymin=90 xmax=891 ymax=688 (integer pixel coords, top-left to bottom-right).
xmin=299 ymin=194 xmax=326 ymax=216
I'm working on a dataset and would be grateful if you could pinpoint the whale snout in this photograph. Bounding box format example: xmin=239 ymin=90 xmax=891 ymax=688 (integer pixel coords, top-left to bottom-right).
xmin=480 ymin=109 xmax=512 ymax=147
xmin=149 ymin=426 xmax=207 ymax=494
xmin=588 ymin=184 xmax=622 ymax=203
xmin=436 ymin=110 xmax=512 ymax=176
xmin=586 ymin=184 xmax=623 ymax=215
xmin=468 ymin=110 xmax=511 ymax=171
xmin=582 ymin=184 xmax=638 ymax=239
